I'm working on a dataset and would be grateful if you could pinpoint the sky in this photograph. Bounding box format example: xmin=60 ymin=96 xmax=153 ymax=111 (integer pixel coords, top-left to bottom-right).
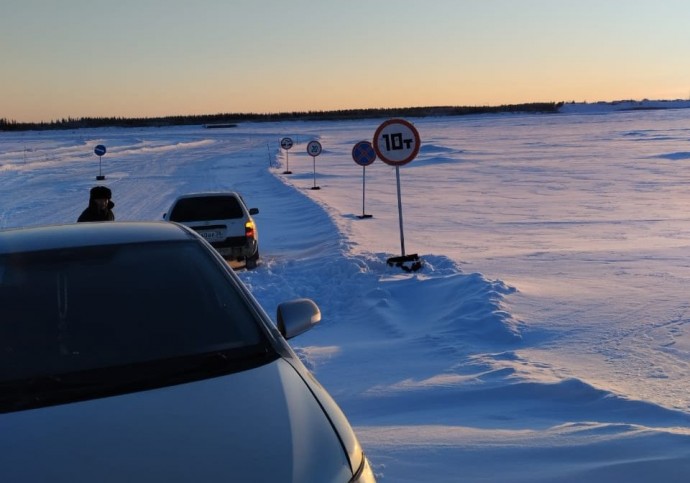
xmin=3 ymin=0 xmax=690 ymax=123
xmin=2 ymin=103 xmax=690 ymax=481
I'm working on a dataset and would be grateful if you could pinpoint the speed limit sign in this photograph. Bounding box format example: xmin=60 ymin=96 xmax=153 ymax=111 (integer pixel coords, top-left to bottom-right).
xmin=306 ymin=140 xmax=322 ymax=157
xmin=373 ymin=119 xmax=420 ymax=166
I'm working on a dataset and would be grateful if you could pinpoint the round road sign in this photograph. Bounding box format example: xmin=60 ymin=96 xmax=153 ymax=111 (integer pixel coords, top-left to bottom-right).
xmin=94 ymin=144 xmax=107 ymax=156
xmin=352 ymin=141 xmax=376 ymax=167
xmin=373 ymin=119 xmax=420 ymax=166
xmin=307 ymin=140 xmax=322 ymax=157
xmin=280 ymin=137 xmax=294 ymax=150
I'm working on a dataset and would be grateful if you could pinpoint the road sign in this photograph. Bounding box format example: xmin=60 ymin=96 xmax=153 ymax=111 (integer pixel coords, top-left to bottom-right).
xmin=352 ymin=141 xmax=376 ymax=167
xmin=280 ymin=137 xmax=293 ymax=150
xmin=373 ymin=119 xmax=420 ymax=166
xmin=307 ymin=140 xmax=322 ymax=157
xmin=371 ymin=119 xmax=423 ymax=271
xmin=306 ymin=141 xmax=323 ymax=190
xmin=94 ymin=144 xmax=107 ymax=180
xmin=280 ymin=137 xmax=294 ymax=174
xmin=352 ymin=141 xmax=376 ymax=219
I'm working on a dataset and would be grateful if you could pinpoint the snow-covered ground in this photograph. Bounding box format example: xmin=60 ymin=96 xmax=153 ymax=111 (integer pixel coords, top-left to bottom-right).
xmin=2 ymin=102 xmax=690 ymax=482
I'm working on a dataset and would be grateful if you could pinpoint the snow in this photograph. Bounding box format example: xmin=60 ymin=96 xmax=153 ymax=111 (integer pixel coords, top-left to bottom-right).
xmin=2 ymin=101 xmax=690 ymax=481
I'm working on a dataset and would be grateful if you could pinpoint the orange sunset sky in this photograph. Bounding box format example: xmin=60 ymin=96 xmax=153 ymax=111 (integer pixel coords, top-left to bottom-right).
xmin=3 ymin=0 xmax=690 ymax=123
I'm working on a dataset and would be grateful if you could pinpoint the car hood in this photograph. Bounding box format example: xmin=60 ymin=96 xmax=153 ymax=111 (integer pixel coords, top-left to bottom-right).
xmin=0 ymin=358 xmax=353 ymax=482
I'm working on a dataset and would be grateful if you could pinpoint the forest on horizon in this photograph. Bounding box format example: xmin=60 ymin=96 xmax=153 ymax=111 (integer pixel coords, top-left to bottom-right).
xmin=0 ymin=102 xmax=564 ymax=132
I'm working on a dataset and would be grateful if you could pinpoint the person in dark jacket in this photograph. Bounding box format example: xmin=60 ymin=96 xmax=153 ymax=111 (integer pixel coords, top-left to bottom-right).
xmin=77 ymin=185 xmax=115 ymax=222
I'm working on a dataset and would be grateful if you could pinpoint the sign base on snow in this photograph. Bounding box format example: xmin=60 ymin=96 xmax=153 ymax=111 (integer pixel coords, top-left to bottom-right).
xmin=387 ymin=253 xmax=422 ymax=273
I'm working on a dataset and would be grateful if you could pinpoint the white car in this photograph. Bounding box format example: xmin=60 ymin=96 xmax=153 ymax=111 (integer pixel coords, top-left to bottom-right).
xmin=164 ymin=192 xmax=260 ymax=268
xmin=0 ymin=221 xmax=375 ymax=482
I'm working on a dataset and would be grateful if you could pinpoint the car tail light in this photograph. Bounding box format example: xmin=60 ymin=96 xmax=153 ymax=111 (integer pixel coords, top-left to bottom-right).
xmin=245 ymin=220 xmax=256 ymax=239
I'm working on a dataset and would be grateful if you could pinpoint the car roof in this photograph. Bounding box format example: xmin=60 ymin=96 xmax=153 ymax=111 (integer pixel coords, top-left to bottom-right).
xmin=172 ymin=192 xmax=241 ymax=200
xmin=0 ymin=222 xmax=196 ymax=255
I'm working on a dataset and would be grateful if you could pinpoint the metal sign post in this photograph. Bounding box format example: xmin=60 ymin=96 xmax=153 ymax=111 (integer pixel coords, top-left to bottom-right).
xmin=280 ymin=137 xmax=293 ymax=174
xmin=94 ymin=144 xmax=107 ymax=180
xmin=394 ymin=166 xmax=405 ymax=254
xmin=306 ymin=140 xmax=322 ymax=190
xmin=351 ymin=141 xmax=376 ymax=219
xmin=373 ymin=119 xmax=422 ymax=272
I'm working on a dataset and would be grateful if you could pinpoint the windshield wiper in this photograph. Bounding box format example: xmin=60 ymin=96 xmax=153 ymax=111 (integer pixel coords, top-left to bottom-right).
xmin=0 ymin=347 xmax=276 ymax=413
xmin=159 ymin=346 xmax=274 ymax=377
xmin=0 ymin=375 xmax=100 ymax=413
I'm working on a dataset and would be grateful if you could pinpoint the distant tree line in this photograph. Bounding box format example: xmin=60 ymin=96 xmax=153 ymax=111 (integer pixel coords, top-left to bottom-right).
xmin=0 ymin=102 xmax=564 ymax=132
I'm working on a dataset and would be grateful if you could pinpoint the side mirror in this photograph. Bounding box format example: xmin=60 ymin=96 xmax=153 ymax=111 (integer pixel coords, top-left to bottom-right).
xmin=249 ymin=208 xmax=259 ymax=215
xmin=276 ymin=298 xmax=321 ymax=340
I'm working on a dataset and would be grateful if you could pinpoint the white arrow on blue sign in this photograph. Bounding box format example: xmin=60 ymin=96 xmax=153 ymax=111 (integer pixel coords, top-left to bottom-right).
xmin=94 ymin=145 xmax=107 ymax=156
xmin=280 ymin=137 xmax=293 ymax=150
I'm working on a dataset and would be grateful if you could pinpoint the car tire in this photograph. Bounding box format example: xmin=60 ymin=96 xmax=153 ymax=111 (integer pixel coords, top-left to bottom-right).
xmin=245 ymin=250 xmax=259 ymax=269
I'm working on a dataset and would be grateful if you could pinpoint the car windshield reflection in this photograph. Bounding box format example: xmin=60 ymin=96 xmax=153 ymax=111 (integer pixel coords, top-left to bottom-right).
xmin=0 ymin=240 xmax=269 ymax=386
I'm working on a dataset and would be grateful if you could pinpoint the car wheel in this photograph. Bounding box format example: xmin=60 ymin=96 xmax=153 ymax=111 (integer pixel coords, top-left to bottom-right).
xmin=245 ymin=250 xmax=259 ymax=269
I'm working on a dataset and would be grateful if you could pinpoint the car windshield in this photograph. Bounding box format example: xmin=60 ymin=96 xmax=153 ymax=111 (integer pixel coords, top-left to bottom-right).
xmin=0 ymin=240 xmax=269 ymax=386
xmin=169 ymin=196 xmax=244 ymax=222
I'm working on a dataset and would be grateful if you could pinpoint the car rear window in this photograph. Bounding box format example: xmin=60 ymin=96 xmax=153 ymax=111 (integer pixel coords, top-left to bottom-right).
xmin=0 ymin=240 xmax=267 ymax=383
xmin=169 ymin=196 xmax=244 ymax=222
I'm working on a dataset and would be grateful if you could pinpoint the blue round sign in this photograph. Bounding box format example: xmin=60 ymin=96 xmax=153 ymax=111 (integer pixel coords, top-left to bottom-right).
xmin=352 ymin=141 xmax=376 ymax=167
xmin=94 ymin=145 xmax=106 ymax=156
xmin=280 ymin=137 xmax=293 ymax=150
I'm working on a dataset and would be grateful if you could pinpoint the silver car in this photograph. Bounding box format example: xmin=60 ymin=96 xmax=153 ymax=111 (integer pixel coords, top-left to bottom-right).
xmin=0 ymin=222 xmax=375 ymax=482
